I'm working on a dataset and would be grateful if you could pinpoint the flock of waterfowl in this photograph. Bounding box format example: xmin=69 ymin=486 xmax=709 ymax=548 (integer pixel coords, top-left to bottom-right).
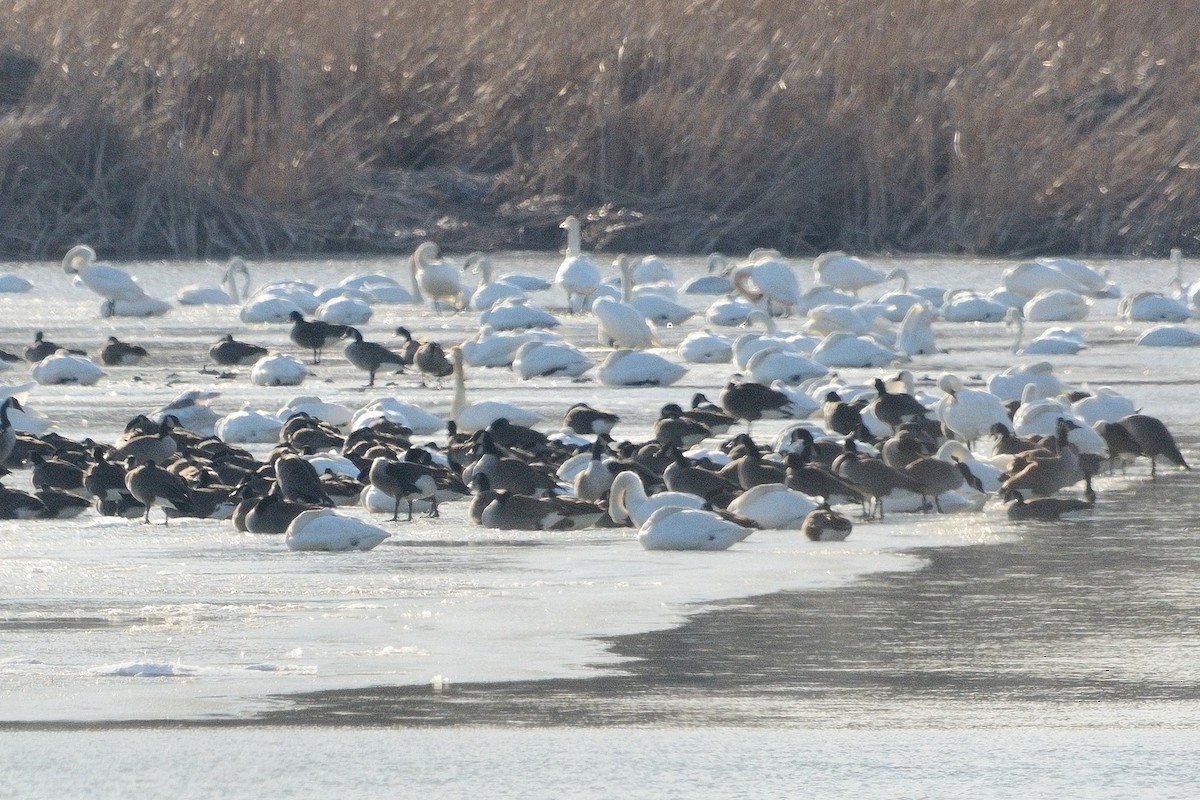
xmin=0 ymin=223 xmax=1193 ymax=553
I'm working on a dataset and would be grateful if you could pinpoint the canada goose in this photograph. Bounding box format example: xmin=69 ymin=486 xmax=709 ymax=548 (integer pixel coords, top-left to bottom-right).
xmin=0 ymin=483 xmax=47 ymax=519
xmin=61 ymin=244 xmax=150 ymax=317
xmin=726 ymin=435 xmax=787 ymax=490
xmin=273 ymin=452 xmax=335 ymax=507
xmin=124 ymin=459 xmax=194 ymax=524
xmin=686 ymin=394 xmax=737 ymax=435
xmin=718 ymin=379 xmax=807 ymax=433
xmin=244 ymin=490 xmax=314 ymax=534
xmin=0 ymin=396 xmax=22 ymax=465
xmin=832 ymin=437 xmax=924 ymax=520
xmin=25 ymin=331 xmax=85 ymax=363
xmin=82 ymin=446 xmax=130 ymax=503
xmin=1111 ymin=414 xmax=1190 ymax=477
xmin=109 ymin=414 xmax=179 ymax=466
xmin=391 ymin=327 xmax=421 ymax=365
xmin=903 ymin=450 xmax=966 ymax=513
xmin=473 ymin=474 xmax=605 ymax=531
xmin=663 ymin=448 xmax=739 ymax=506
xmin=654 ymin=405 xmax=712 ymax=449
xmin=1002 ymin=488 xmax=1092 ymax=521
xmin=562 ymin=403 xmax=620 ymax=436
xmin=801 ymin=501 xmax=854 ymax=541
xmin=999 ymin=418 xmax=1085 ymax=498
xmin=366 ymin=454 xmax=440 ymax=521
xmin=208 ymin=334 xmax=269 ymax=366
xmin=868 ymin=377 xmax=931 ymax=432
xmin=29 ymin=452 xmax=86 ymax=495
xmin=572 ymin=437 xmax=615 ymax=502
xmin=341 ymin=327 xmax=408 ymax=387
xmin=465 ymin=431 xmax=558 ymax=496
xmin=35 ymin=488 xmax=91 ymax=519
xmin=414 ymin=339 xmax=454 ymax=387
xmin=784 ymin=450 xmax=866 ymax=507
xmin=100 ymin=336 xmax=148 ymax=366
xmin=288 ymin=310 xmax=349 ymax=364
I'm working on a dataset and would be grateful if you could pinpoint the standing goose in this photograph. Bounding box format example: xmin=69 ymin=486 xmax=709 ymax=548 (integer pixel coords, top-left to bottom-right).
xmin=124 ymin=458 xmax=194 ymax=524
xmin=832 ymin=437 xmax=924 ymax=520
xmin=365 ymin=453 xmax=440 ymax=521
xmin=1111 ymin=414 xmax=1190 ymax=477
xmin=288 ymin=311 xmax=349 ymax=364
xmin=341 ymin=327 xmax=408 ymax=387
xmin=109 ymin=415 xmax=179 ymax=466
xmin=414 ymin=339 xmax=454 ymax=387
xmin=100 ymin=336 xmax=148 ymax=366
xmin=999 ymin=418 xmax=1085 ymax=498
xmin=0 ymin=396 xmax=22 ymax=466
xmin=409 ymin=241 xmax=465 ymax=313
xmin=208 ymin=334 xmax=269 ymax=366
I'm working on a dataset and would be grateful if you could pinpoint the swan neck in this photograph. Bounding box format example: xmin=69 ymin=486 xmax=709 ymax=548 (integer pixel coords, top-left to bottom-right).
xmin=409 ymin=253 xmax=424 ymax=301
xmin=451 ymin=350 xmax=466 ymax=420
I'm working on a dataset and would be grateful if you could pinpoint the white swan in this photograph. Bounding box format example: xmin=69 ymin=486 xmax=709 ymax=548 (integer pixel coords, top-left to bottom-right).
xmin=351 ymin=397 xmax=444 ymax=436
xmin=61 ymin=244 xmax=159 ymax=317
xmin=409 ymin=241 xmax=466 ymax=312
xmin=812 ymin=251 xmax=902 ymax=295
xmin=1023 ymin=288 xmax=1090 ymax=322
xmin=0 ymin=382 xmax=53 ymax=434
xmin=479 ymin=297 xmax=561 ymax=331
xmin=280 ymin=395 xmax=355 ymax=428
xmin=726 ymin=483 xmax=818 ymax=529
xmin=941 ymin=290 xmax=1009 ymax=322
xmin=555 ymin=215 xmax=601 ymax=312
xmin=1002 ymin=260 xmax=1085 ymax=298
xmin=29 ymin=351 xmax=103 ymax=386
xmin=284 ymin=508 xmax=390 ymax=552
xmin=704 ymin=295 xmax=759 ymax=326
xmin=1006 ymin=308 xmax=1085 ymax=355
xmin=636 ymin=506 xmax=751 ymax=551
xmin=677 ymin=330 xmax=733 ymax=364
xmin=746 ymin=346 xmax=827 ymax=385
xmin=449 ymin=345 xmax=540 ymax=431
xmin=106 ymin=295 xmax=173 ymax=317
xmin=730 ymin=252 xmax=802 ymax=316
xmin=512 ymin=340 xmax=593 ymax=379
xmin=607 ymin=470 xmax=705 ymax=527
xmin=177 ymin=257 xmax=251 ymax=305
xmin=1135 ymin=324 xmax=1200 ymax=347
xmin=986 ymin=360 xmax=1063 ymax=402
xmin=0 ymin=273 xmax=32 ymax=293
xmin=250 ymin=353 xmax=309 ymax=386
xmin=596 ymin=349 xmax=687 ymax=387
xmin=215 ymin=403 xmax=284 ymax=443
xmin=935 ymin=440 xmax=1006 ymax=492
xmin=460 ymin=326 xmax=560 ymax=368
xmin=593 ymin=296 xmax=658 ymax=349
xmin=150 ymin=389 xmax=221 ymax=435
xmin=811 ymin=332 xmax=900 ymax=369
xmin=468 ymin=253 xmax=528 ymax=311
xmin=239 ymin=293 xmax=304 ymax=324
xmin=316 ymin=295 xmax=373 ymax=326
xmin=805 ymin=303 xmax=876 ymax=336
xmin=896 ymin=302 xmax=937 ymax=356
xmin=934 ymin=373 xmax=1011 ymax=445
xmin=1119 ymin=291 xmax=1191 ymax=323
xmin=1070 ymin=386 xmax=1137 ymax=426
xmin=683 ymin=253 xmax=734 ymax=295
xmin=338 ymin=272 xmax=417 ymax=304
xmin=1035 ymin=257 xmax=1108 ymax=294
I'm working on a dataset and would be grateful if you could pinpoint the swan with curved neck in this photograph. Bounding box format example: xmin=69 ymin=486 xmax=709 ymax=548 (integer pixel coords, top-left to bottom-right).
xmin=409 ymin=241 xmax=464 ymax=312
xmin=62 ymin=244 xmax=152 ymax=316
xmin=607 ymin=470 xmax=705 ymax=527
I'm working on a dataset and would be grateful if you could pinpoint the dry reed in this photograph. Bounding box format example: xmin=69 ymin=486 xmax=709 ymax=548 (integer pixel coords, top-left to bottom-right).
xmin=0 ymin=0 xmax=1197 ymax=258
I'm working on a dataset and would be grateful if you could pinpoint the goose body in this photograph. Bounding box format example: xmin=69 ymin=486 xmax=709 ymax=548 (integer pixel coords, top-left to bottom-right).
xmin=100 ymin=337 xmax=148 ymax=366
xmin=209 ymin=334 xmax=269 ymax=366
xmin=801 ymin=502 xmax=854 ymax=541
xmin=342 ymin=327 xmax=408 ymax=387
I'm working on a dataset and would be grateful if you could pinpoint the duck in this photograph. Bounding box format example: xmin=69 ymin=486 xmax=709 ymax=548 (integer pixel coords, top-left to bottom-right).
xmin=61 ymin=244 xmax=158 ymax=317
xmin=177 ymin=257 xmax=252 ymax=305
xmin=251 ymin=354 xmax=309 ymax=387
xmin=1001 ymin=488 xmax=1092 ymax=521
xmin=636 ymin=505 xmax=752 ymax=551
xmin=288 ymin=311 xmax=348 ymax=364
xmin=555 ymin=215 xmax=601 ymax=312
xmin=596 ymin=350 xmax=687 ymax=387
xmin=100 ymin=336 xmax=148 ymax=366
xmin=449 ymin=346 xmax=540 ymax=431
xmin=341 ymin=327 xmax=408 ymax=387
xmin=208 ymin=334 xmax=269 ymax=366
xmin=283 ymin=508 xmax=390 ymax=551
xmin=409 ymin=241 xmax=466 ymax=312
xmin=800 ymin=502 xmax=854 ymax=541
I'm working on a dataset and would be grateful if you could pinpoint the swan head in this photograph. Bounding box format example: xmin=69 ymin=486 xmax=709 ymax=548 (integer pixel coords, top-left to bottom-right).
xmin=62 ymin=244 xmax=97 ymax=275
xmin=936 ymin=373 xmax=962 ymax=395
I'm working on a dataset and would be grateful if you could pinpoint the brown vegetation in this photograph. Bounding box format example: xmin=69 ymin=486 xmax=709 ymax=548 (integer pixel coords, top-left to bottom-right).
xmin=0 ymin=0 xmax=1198 ymax=259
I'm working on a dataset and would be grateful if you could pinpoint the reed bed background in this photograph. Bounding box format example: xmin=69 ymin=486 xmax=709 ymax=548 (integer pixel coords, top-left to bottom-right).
xmin=0 ymin=0 xmax=1197 ymax=259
